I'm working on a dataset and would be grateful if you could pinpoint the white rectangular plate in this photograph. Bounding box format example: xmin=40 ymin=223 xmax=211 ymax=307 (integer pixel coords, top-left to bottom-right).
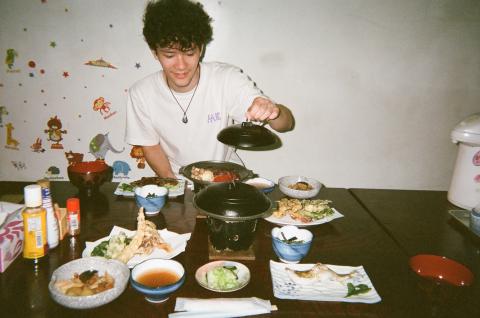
xmin=270 ymin=260 xmax=381 ymax=303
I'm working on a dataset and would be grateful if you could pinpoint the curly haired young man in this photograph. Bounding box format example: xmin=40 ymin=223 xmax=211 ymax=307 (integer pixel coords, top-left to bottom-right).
xmin=125 ymin=0 xmax=294 ymax=178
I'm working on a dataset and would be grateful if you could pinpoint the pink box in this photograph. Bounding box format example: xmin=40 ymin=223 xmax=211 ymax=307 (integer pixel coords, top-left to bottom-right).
xmin=0 ymin=208 xmax=23 ymax=273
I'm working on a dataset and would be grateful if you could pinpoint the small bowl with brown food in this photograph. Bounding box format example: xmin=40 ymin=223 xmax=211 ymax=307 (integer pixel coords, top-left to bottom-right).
xmin=278 ymin=176 xmax=322 ymax=199
xmin=48 ymin=257 xmax=129 ymax=309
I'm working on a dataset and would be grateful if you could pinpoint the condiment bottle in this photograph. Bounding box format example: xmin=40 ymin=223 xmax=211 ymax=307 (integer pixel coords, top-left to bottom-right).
xmin=66 ymin=198 xmax=81 ymax=236
xmin=22 ymin=185 xmax=48 ymax=262
xmin=37 ymin=179 xmax=59 ymax=249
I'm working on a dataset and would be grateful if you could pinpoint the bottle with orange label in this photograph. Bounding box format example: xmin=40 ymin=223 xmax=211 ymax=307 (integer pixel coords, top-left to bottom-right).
xmin=22 ymin=185 xmax=48 ymax=262
xmin=66 ymin=198 xmax=81 ymax=236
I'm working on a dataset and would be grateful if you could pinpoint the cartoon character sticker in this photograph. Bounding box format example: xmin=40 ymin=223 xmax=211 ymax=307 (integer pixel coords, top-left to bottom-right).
xmin=44 ymin=116 xmax=67 ymax=149
xmin=30 ymin=137 xmax=45 ymax=153
xmin=0 ymin=106 xmax=8 ymax=127
xmin=112 ymin=160 xmax=131 ymax=177
xmin=130 ymin=145 xmax=146 ymax=169
xmin=11 ymin=161 xmax=26 ymax=170
xmin=89 ymin=133 xmax=124 ymax=160
xmin=5 ymin=123 xmax=19 ymax=150
xmin=93 ymin=97 xmax=117 ymax=119
xmin=45 ymin=166 xmax=63 ymax=179
xmin=473 ymin=150 xmax=480 ymax=166
xmin=65 ymin=151 xmax=84 ymax=165
xmin=5 ymin=49 xmax=20 ymax=73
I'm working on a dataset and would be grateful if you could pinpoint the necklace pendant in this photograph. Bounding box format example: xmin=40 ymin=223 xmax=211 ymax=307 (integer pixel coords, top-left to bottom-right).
xmin=182 ymin=114 xmax=188 ymax=124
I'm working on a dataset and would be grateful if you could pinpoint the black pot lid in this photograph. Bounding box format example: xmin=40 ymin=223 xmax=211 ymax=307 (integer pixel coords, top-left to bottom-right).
xmin=193 ymin=182 xmax=272 ymax=221
xmin=217 ymin=122 xmax=279 ymax=148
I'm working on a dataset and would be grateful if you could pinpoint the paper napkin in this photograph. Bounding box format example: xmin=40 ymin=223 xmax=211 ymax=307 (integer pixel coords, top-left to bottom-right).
xmin=169 ymin=297 xmax=276 ymax=318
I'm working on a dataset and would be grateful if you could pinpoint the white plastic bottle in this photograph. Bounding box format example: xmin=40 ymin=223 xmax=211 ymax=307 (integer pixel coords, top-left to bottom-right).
xmin=37 ymin=179 xmax=59 ymax=249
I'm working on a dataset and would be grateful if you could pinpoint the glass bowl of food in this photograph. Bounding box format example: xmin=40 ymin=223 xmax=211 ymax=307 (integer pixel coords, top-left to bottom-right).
xmin=278 ymin=176 xmax=322 ymax=199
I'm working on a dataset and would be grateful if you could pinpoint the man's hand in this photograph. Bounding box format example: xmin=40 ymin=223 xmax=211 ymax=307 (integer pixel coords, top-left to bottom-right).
xmin=246 ymin=97 xmax=280 ymax=122
xmin=245 ymin=97 xmax=294 ymax=132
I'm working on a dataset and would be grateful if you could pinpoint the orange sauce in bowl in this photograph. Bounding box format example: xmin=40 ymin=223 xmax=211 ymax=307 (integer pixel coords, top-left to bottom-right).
xmin=136 ymin=269 xmax=179 ymax=288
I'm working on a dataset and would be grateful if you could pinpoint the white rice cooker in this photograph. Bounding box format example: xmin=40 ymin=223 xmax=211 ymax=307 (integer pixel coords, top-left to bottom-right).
xmin=448 ymin=113 xmax=480 ymax=210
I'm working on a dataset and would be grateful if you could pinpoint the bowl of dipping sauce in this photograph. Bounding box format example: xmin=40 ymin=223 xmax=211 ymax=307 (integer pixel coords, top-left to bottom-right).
xmin=130 ymin=259 xmax=185 ymax=303
xmin=244 ymin=177 xmax=275 ymax=193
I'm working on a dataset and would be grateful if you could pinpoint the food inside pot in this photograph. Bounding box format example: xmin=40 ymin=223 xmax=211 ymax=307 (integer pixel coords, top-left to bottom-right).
xmin=191 ymin=166 xmax=240 ymax=182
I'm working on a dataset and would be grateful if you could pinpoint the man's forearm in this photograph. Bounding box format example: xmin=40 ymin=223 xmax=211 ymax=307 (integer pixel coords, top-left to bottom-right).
xmin=142 ymin=144 xmax=176 ymax=178
xmin=269 ymin=104 xmax=294 ymax=132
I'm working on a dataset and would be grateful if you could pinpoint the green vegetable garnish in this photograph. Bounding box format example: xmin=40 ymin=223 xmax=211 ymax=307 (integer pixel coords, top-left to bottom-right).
xmin=223 ymin=266 xmax=238 ymax=279
xmin=79 ymin=270 xmax=98 ymax=283
xmin=119 ymin=183 xmax=134 ymax=192
xmin=280 ymin=232 xmax=304 ymax=244
xmin=90 ymin=233 xmax=132 ymax=258
xmin=91 ymin=240 xmax=109 ymax=257
xmin=346 ymin=283 xmax=371 ymax=297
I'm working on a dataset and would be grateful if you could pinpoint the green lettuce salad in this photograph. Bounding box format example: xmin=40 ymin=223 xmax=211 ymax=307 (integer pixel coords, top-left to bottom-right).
xmin=205 ymin=265 xmax=239 ymax=290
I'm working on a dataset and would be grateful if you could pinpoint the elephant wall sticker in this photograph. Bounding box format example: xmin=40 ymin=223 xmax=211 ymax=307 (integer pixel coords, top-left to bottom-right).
xmin=112 ymin=160 xmax=131 ymax=177
xmin=89 ymin=132 xmax=124 ymax=160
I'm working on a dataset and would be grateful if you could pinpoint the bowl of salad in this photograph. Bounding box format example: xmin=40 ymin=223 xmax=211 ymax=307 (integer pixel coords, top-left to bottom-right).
xmin=195 ymin=260 xmax=250 ymax=292
xmin=272 ymin=225 xmax=313 ymax=263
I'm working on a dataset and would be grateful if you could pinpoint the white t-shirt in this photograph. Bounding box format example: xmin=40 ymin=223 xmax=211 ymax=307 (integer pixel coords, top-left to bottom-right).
xmin=125 ymin=62 xmax=267 ymax=174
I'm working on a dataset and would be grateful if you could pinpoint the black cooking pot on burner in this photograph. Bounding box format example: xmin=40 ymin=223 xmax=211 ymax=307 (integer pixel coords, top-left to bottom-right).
xmin=193 ymin=182 xmax=272 ymax=251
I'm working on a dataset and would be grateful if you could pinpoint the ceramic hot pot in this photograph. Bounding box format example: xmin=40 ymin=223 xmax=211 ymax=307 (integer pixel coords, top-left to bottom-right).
xmin=193 ymin=182 xmax=272 ymax=251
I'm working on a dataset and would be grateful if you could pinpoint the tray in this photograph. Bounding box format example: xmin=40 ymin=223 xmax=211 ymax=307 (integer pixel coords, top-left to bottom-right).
xmin=449 ymin=209 xmax=480 ymax=237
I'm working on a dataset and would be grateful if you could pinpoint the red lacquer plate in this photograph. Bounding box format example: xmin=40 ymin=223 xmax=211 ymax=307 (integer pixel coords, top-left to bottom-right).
xmin=409 ymin=254 xmax=474 ymax=287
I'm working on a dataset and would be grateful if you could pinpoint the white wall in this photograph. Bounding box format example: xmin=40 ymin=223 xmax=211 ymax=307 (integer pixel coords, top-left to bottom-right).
xmin=0 ymin=0 xmax=479 ymax=190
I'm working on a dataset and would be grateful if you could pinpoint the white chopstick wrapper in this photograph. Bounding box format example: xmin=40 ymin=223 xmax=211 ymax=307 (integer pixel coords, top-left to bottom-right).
xmin=169 ymin=297 xmax=277 ymax=318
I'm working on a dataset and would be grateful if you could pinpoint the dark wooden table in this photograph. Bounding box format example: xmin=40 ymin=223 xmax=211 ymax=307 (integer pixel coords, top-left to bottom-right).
xmin=0 ymin=182 xmax=477 ymax=317
xmin=350 ymin=188 xmax=480 ymax=317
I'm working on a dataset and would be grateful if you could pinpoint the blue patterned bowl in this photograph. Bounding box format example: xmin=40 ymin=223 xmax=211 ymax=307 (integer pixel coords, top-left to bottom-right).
xmin=272 ymin=226 xmax=313 ymax=263
xmin=134 ymin=185 xmax=168 ymax=216
xmin=130 ymin=259 xmax=185 ymax=303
